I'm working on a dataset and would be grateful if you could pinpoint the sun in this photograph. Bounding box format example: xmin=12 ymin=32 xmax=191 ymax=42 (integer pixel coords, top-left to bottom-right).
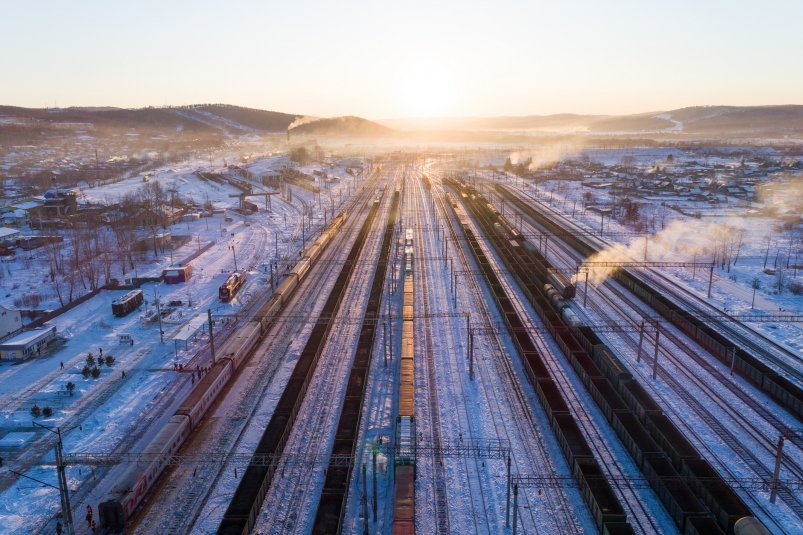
xmin=399 ymin=63 xmax=455 ymax=117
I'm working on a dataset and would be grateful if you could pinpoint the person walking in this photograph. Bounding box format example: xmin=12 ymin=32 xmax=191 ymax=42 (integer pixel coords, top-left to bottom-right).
xmin=55 ymin=521 xmax=63 ymax=535
xmin=91 ymin=519 xmax=97 ymax=533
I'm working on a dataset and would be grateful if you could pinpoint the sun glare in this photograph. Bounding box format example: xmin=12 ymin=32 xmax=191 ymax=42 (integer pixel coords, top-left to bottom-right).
xmin=399 ymin=63 xmax=455 ymax=117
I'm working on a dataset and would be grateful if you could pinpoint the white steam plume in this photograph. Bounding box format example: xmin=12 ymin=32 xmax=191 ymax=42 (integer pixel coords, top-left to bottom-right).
xmin=579 ymin=218 xmax=747 ymax=285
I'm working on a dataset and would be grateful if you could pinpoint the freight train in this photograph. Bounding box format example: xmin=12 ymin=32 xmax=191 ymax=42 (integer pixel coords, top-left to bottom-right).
xmin=111 ymin=289 xmax=144 ymax=317
xmin=455 ymin=180 xmax=764 ymax=535
xmin=219 ymin=271 xmax=247 ymax=302
xmin=494 ymin=183 xmax=803 ymax=421
xmin=394 ymin=227 xmax=416 ymax=535
xmin=98 ymin=213 xmax=346 ymax=532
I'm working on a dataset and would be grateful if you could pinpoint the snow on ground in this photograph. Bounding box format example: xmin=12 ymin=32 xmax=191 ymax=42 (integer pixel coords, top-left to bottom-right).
xmin=0 ymin=150 xmax=369 ymax=534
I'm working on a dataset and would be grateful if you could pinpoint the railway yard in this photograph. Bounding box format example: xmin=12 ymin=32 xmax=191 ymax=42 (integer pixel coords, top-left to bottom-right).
xmin=0 ymin=151 xmax=801 ymax=535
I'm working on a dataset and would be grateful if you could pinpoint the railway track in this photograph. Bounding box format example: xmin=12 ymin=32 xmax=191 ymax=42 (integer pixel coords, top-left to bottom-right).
xmin=585 ymin=285 xmax=803 ymax=530
xmin=216 ymin=174 xmax=382 ymax=534
xmin=463 ymin=179 xmax=770 ymax=534
xmin=414 ymin=180 xmax=452 ymax=535
xmin=503 ymin=185 xmax=803 ymax=528
xmin=430 ymin=174 xmax=587 ymax=534
xmin=451 ymin=187 xmax=663 ymax=534
xmin=416 ymin=175 xmax=518 ymax=535
xmin=131 ymin=189 xmax=376 ymax=533
xmin=444 ymin=181 xmax=640 ymax=534
xmin=308 ymin=185 xmax=399 ymax=533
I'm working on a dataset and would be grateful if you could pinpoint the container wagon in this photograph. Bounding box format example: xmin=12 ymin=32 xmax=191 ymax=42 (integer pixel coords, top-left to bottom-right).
xmin=111 ymin=289 xmax=143 ymax=317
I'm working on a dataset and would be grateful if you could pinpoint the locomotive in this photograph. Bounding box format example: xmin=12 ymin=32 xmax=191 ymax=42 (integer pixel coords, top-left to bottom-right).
xmin=219 ymin=271 xmax=247 ymax=302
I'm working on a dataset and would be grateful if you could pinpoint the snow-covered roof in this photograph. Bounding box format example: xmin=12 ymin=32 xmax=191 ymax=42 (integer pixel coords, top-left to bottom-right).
xmin=0 ymin=227 xmax=20 ymax=239
xmin=10 ymin=200 xmax=41 ymax=211
xmin=172 ymin=314 xmax=208 ymax=342
xmin=0 ymin=325 xmax=56 ymax=349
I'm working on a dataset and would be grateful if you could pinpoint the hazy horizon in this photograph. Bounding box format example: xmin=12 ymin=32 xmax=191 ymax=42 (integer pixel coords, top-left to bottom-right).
xmin=3 ymin=1 xmax=803 ymax=119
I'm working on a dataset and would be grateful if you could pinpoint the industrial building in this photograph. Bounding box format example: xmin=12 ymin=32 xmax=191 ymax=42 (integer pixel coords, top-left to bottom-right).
xmin=0 ymin=325 xmax=57 ymax=361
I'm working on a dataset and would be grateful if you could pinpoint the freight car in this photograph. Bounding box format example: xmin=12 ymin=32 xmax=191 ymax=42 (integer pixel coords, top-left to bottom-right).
xmin=99 ymin=213 xmax=347 ymax=532
xmin=111 ymin=289 xmax=143 ymax=317
xmin=394 ymin=227 xmax=416 ymax=535
xmin=456 ymin=180 xmax=761 ymax=535
xmin=219 ymin=271 xmax=247 ymax=302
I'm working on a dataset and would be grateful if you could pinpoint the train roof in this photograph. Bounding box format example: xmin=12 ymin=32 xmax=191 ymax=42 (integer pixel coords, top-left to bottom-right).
xmin=112 ymin=289 xmax=142 ymax=304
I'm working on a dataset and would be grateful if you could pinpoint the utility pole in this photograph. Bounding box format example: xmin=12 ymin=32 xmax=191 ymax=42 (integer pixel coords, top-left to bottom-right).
xmin=468 ymin=326 xmax=474 ymax=380
xmin=362 ymin=463 xmax=369 ymax=535
xmin=770 ymin=435 xmax=785 ymax=503
xmin=229 ymin=244 xmax=238 ymax=271
xmin=208 ymin=309 xmax=216 ymax=365
xmin=637 ymin=321 xmax=645 ymax=363
xmin=372 ymin=450 xmax=378 ymax=521
xmin=154 ymin=288 xmax=164 ymax=343
xmin=505 ymin=455 xmax=512 ymax=528
xmin=583 ymin=271 xmax=589 ymax=307
xmin=652 ymin=328 xmax=661 ymax=380
xmin=32 ymin=423 xmax=75 ymax=535
xmin=707 ymin=265 xmax=714 ymax=298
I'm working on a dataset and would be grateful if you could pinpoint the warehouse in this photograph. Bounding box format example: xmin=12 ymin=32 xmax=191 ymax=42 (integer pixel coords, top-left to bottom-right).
xmin=0 ymin=325 xmax=57 ymax=361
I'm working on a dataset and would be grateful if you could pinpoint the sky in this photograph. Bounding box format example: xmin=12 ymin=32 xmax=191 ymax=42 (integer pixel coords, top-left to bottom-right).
xmin=2 ymin=0 xmax=802 ymax=119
